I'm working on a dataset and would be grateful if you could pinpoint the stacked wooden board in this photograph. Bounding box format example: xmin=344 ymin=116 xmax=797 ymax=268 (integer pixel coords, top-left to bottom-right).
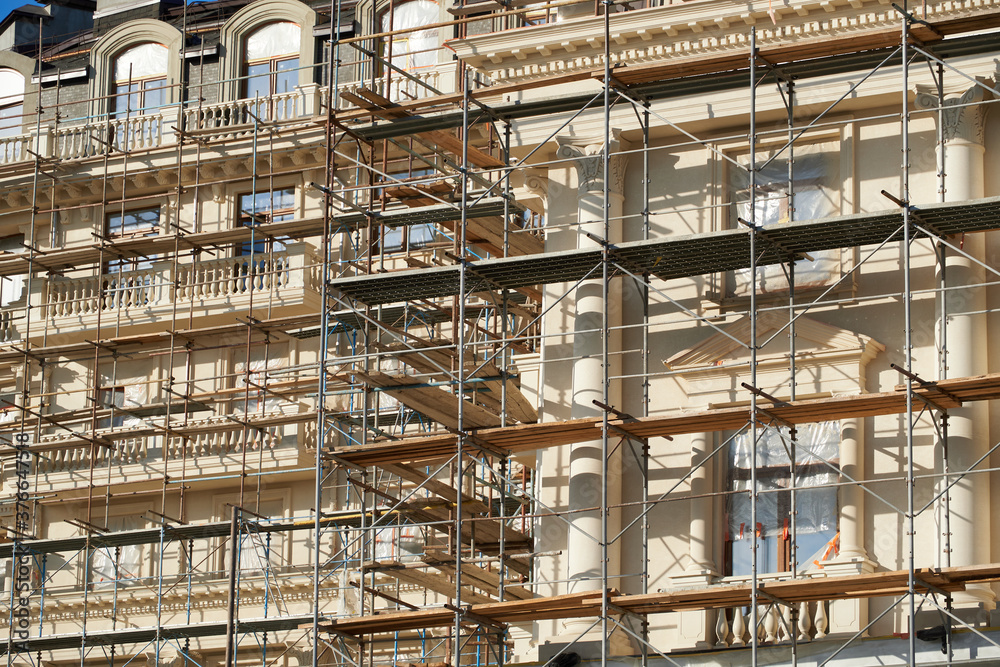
xmin=320 ymin=563 xmax=1000 ymax=636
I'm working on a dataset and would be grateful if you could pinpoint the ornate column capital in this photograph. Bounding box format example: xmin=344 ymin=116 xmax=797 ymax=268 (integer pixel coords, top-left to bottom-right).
xmin=915 ymin=70 xmax=997 ymax=145
xmin=555 ymin=129 xmax=629 ymax=196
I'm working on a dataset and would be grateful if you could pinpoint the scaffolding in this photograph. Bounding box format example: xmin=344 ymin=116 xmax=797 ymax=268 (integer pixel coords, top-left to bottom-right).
xmin=1 ymin=0 xmax=1000 ymax=665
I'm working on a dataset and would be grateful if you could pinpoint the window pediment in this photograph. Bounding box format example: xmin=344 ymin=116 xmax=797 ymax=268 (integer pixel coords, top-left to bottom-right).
xmin=665 ymin=311 xmax=884 ymax=399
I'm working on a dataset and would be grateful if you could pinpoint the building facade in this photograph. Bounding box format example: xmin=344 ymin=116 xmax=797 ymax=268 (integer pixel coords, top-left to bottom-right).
xmin=0 ymin=0 xmax=999 ymax=664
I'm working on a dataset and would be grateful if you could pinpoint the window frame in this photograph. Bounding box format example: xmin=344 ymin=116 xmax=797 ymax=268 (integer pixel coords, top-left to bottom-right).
xmin=724 ymin=422 xmax=841 ymax=577
xmin=219 ymin=1 xmax=316 ymax=105
xmin=89 ymin=20 xmax=183 ymax=119
xmin=377 ymin=0 xmax=441 ymax=73
xmin=707 ymin=130 xmax=857 ymax=307
xmin=88 ymin=507 xmax=151 ymax=590
xmin=105 ymin=206 xmax=160 ymax=273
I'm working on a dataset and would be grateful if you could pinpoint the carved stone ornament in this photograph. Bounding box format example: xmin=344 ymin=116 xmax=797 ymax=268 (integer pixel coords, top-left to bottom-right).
xmin=915 ymin=70 xmax=997 ymax=146
xmin=555 ymin=129 xmax=628 ymax=196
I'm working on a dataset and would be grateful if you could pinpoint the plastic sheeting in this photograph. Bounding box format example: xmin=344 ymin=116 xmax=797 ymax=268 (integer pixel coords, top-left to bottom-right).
xmin=91 ymin=515 xmax=143 ymax=589
xmin=0 ymin=70 xmax=24 ymax=106
xmin=0 ymin=236 xmax=22 ymax=307
xmin=234 ymin=348 xmax=285 ymax=414
xmin=382 ymin=0 xmax=439 ymax=70
xmin=246 ymin=21 xmax=301 ymax=60
xmin=114 ymin=43 xmax=168 ymax=81
xmin=99 ymin=376 xmax=147 ymax=428
xmin=1 ymin=275 xmax=23 ymax=308
xmin=730 ymin=420 xmax=840 ymax=470
xmin=730 ymin=147 xmax=841 ymax=295
xmin=374 ymin=524 xmax=424 ymax=562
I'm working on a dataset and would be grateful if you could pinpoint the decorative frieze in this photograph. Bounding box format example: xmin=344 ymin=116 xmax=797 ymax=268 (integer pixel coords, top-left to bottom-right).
xmin=450 ymin=0 xmax=1000 ymax=85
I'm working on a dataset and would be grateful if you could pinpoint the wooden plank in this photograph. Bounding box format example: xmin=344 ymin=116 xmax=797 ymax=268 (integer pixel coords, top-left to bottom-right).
xmin=322 ymin=563 xmax=1000 ymax=635
xmin=381 ymin=462 xmax=491 ymax=514
xmin=369 ymin=560 xmax=495 ymax=604
xmin=334 ymin=373 xmax=1000 ymax=465
xmin=421 ymin=130 xmax=507 ymax=170
xmin=346 ymin=370 xmax=503 ymax=428
xmin=376 ymin=343 xmax=538 ymax=423
xmin=422 ymin=552 xmax=534 ymax=600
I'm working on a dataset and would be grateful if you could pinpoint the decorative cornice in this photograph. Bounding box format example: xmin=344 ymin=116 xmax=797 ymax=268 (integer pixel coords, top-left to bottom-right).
xmin=448 ymin=0 xmax=1000 ymax=85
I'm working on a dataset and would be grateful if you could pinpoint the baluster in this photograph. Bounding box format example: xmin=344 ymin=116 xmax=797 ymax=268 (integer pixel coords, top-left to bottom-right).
xmin=731 ymin=606 xmax=746 ymax=646
xmin=797 ymin=601 xmax=812 ymax=640
xmin=781 ymin=604 xmax=792 ymax=641
xmin=814 ymin=601 xmax=828 ymax=639
xmin=764 ymin=604 xmax=778 ymax=643
xmin=716 ymin=608 xmax=730 ymax=647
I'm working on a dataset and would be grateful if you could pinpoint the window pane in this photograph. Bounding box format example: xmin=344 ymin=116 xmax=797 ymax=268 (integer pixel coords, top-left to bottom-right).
xmin=142 ymin=78 xmax=167 ymax=111
xmin=0 ymin=103 xmax=22 ymax=138
xmin=113 ymin=82 xmax=139 ymax=117
xmin=245 ymin=62 xmax=271 ymax=99
xmin=275 ymin=57 xmax=299 ymax=94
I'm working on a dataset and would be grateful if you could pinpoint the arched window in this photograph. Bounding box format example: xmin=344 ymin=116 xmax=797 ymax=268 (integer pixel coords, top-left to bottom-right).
xmin=381 ymin=0 xmax=439 ymax=70
xmin=244 ymin=21 xmax=301 ymax=98
xmin=112 ymin=42 xmax=168 ymax=117
xmin=0 ymin=69 xmax=25 ymax=137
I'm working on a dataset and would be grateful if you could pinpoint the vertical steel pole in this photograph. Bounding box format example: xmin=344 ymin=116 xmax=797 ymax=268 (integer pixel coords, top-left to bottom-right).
xmin=901 ymin=6 xmax=917 ymax=665
xmin=601 ymin=1 xmax=612 ymax=663
xmin=224 ymin=506 xmax=240 ymax=667
xmin=749 ymin=27 xmax=760 ymax=667
xmin=454 ymin=66 xmax=470 ymax=667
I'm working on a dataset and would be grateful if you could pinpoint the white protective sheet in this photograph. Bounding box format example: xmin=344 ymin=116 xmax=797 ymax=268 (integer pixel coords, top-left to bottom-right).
xmin=246 ymin=22 xmax=301 ymax=60
xmin=114 ymin=43 xmax=168 ymax=81
xmin=382 ymin=1 xmax=439 ymax=70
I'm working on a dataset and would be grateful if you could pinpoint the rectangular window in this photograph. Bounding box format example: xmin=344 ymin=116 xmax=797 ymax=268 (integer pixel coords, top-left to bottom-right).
xmin=727 ymin=142 xmax=843 ymax=297
xmin=727 ymin=421 xmax=840 ymax=576
xmin=103 ymin=208 xmax=159 ymax=309
xmin=97 ymin=381 xmax=145 ymax=430
xmin=220 ymin=498 xmax=285 ymax=575
xmin=378 ymin=169 xmax=446 ymax=252
xmin=238 ymin=188 xmax=294 ymax=254
xmin=106 ymin=207 xmax=159 ymax=272
xmin=235 ymin=189 xmax=293 ymax=292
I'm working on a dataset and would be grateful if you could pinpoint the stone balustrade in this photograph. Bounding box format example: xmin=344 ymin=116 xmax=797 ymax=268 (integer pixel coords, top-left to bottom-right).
xmin=32 ymin=413 xmax=307 ymax=476
xmin=715 ymin=600 xmax=830 ymax=647
xmin=46 ymin=242 xmax=319 ymax=322
xmin=0 ymin=71 xmax=455 ymax=166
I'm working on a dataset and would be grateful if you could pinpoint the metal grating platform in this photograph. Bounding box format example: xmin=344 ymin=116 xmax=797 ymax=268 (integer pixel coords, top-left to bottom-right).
xmin=330 ymin=197 xmax=1000 ymax=305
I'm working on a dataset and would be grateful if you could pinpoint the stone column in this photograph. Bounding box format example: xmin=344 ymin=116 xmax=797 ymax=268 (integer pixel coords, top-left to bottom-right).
xmin=918 ymin=78 xmax=995 ymax=612
xmin=670 ymin=430 xmax=717 ymax=647
xmin=824 ymin=416 xmax=875 ymax=635
xmin=836 ymin=417 xmax=869 ymax=564
xmin=549 ymin=131 xmax=633 ymax=655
